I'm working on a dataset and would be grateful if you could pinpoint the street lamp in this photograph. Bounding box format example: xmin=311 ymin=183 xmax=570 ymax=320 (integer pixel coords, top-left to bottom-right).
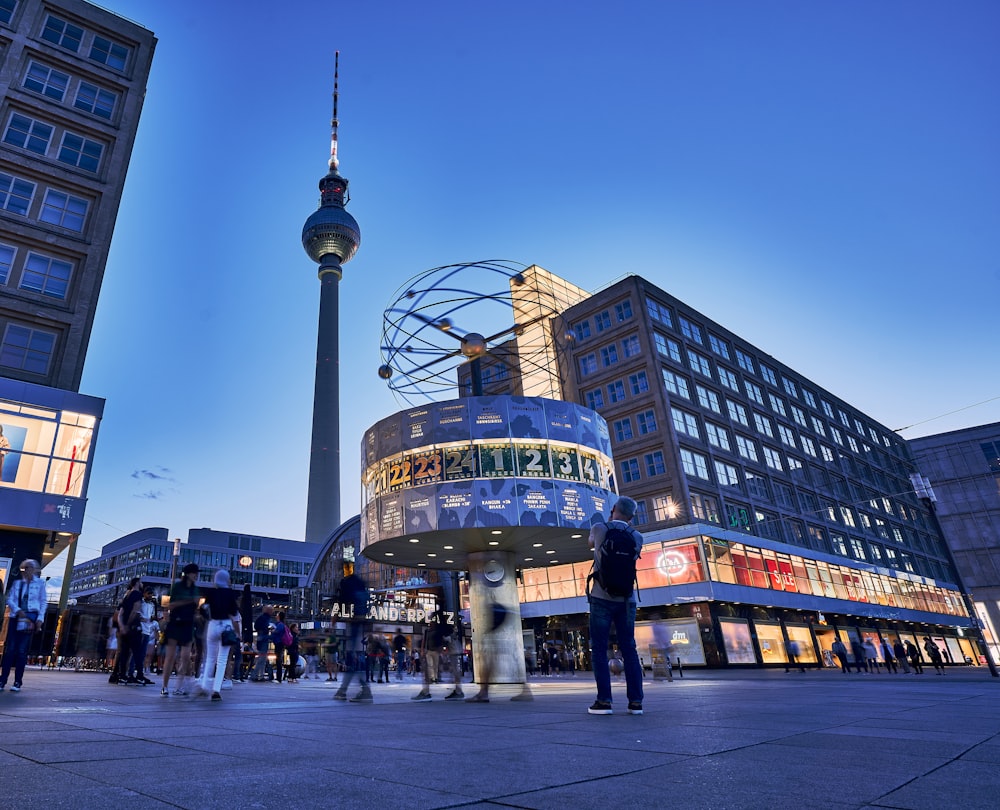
xmin=168 ymin=537 xmax=182 ymax=585
xmin=911 ymin=474 xmax=998 ymax=678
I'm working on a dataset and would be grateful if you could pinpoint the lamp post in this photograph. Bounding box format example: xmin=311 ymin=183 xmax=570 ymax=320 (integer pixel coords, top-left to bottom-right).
xmin=911 ymin=474 xmax=998 ymax=678
xmin=168 ymin=537 xmax=182 ymax=585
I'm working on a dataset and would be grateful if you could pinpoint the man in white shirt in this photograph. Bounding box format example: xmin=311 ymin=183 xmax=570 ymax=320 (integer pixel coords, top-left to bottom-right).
xmin=1 ymin=559 xmax=47 ymax=693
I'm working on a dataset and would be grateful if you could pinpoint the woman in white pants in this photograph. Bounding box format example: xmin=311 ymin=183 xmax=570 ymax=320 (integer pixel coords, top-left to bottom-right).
xmin=198 ymin=569 xmax=241 ymax=701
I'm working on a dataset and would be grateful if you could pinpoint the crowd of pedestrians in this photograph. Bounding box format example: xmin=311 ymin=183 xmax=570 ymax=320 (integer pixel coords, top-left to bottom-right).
xmin=829 ymin=633 xmax=947 ymax=675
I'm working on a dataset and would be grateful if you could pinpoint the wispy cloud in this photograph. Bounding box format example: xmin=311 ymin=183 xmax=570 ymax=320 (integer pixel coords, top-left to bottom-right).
xmin=131 ymin=467 xmax=175 ymax=483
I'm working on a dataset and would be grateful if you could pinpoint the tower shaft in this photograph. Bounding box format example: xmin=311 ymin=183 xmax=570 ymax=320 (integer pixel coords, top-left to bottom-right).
xmin=305 ymin=269 xmax=342 ymax=543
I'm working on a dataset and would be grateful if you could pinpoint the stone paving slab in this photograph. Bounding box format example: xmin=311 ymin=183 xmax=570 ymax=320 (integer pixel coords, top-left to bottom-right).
xmin=0 ymin=667 xmax=996 ymax=809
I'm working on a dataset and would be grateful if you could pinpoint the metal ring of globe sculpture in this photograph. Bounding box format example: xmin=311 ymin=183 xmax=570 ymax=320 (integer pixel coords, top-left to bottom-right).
xmin=364 ymin=260 xmax=620 ymax=686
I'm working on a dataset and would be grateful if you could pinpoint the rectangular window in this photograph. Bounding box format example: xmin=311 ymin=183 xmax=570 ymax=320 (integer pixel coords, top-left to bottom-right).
xmin=40 ymin=189 xmax=88 ymax=231
xmin=607 ymin=380 xmax=626 ymax=403
xmin=621 ymin=334 xmax=641 ymax=358
xmin=21 ymin=252 xmax=72 ymax=298
xmin=727 ymin=400 xmax=749 ymax=427
xmin=687 ymin=349 xmax=712 ymax=377
xmin=645 ymin=297 xmax=672 ymax=327
xmin=708 ymin=333 xmax=730 ymax=360
xmin=679 ymin=315 xmax=704 ymax=344
xmin=801 ymin=436 xmax=817 ymax=457
xmin=89 ymin=35 xmax=131 ymax=71
xmin=58 ymin=132 xmax=103 ymax=172
xmin=705 ymin=421 xmax=731 ymax=451
xmin=574 ymin=319 xmax=591 ymax=341
xmin=671 ymin=407 xmax=699 ymax=439
xmin=768 ymin=393 xmax=786 ymax=417
xmin=715 ymin=461 xmax=740 ymax=487
xmin=790 ymin=406 xmax=807 ymax=428
xmin=594 ymin=310 xmax=611 ymax=332
xmin=759 ymin=364 xmax=777 ymax=386
xmin=810 ymin=416 xmax=826 ymax=436
xmin=644 ymin=451 xmax=666 ymax=477
xmin=578 ymin=353 xmax=597 ymax=376
xmin=753 ymin=412 xmax=774 ymax=438
xmin=41 ymin=15 xmax=84 ymax=52
xmin=680 ymin=448 xmax=709 ymax=479
xmin=696 ymin=385 xmax=721 ymax=413
xmin=0 ymin=0 xmax=16 ymax=24
xmin=600 ymin=344 xmax=619 ymax=367
xmin=662 ymin=369 xmax=689 ymax=399
xmin=787 ymin=456 xmax=808 ymax=481
xmin=838 ymin=409 xmax=851 ymax=427
xmin=4 ymin=113 xmax=53 ymax=155
xmin=24 ymin=61 xmax=70 ymax=101
xmin=0 ymin=243 xmax=15 ymax=285
xmin=690 ymin=492 xmax=720 ymax=523
xmin=782 ymin=377 xmax=798 ymax=398
xmin=585 ymin=388 xmax=604 ymax=410
xmin=778 ymin=424 xmax=797 ymax=448
xmin=653 ymin=332 xmax=680 ymax=361
xmin=735 ymin=434 xmax=759 ymax=463
xmin=614 ymin=300 xmax=633 ymax=321
xmin=0 ymin=172 xmax=35 ymax=216
xmin=633 ymin=500 xmax=648 ymax=525
xmin=629 ymin=371 xmax=649 ymax=395
xmin=636 ymin=409 xmax=657 ymax=434
xmin=74 ymin=82 xmax=118 ymax=119
xmin=745 ymin=472 xmax=769 ymax=499
xmin=613 ymin=417 xmax=633 ymax=442
xmin=821 ymin=400 xmax=835 ymax=418
xmin=831 ymin=426 xmax=844 ymax=446
xmin=773 ymin=482 xmax=794 ymax=509
xmin=763 ymin=446 xmax=783 ymax=471
xmin=745 ymin=381 xmax=764 ymax=405
xmin=620 ymin=458 xmax=640 ymax=483
xmin=802 ymin=389 xmax=817 ymax=408
xmin=0 ymin=324 xmax=56 ymax=374
xmin=718 ymin=367 xmax=739 ymax=392
xmin=735 ymin=348 xmax=755 ymax=374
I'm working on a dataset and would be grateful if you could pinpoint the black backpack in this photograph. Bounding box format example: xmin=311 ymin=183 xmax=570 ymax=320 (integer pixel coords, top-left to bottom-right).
xmin=589 ymin=522 xmax=640 ymax=599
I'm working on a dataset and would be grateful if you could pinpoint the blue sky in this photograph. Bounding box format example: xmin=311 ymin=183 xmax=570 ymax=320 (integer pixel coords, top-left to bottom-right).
xmin=63 ymin=0 xmax=999 ymax=566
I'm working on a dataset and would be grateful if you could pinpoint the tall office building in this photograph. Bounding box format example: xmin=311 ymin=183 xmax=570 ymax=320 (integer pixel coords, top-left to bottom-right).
xmin=500 ymin=272 xmax=977 ymax=668
xmin=0 ymin=0 xmax=154 ymax=596
xmin=910 ymin=423 xmax=1000 ymax=664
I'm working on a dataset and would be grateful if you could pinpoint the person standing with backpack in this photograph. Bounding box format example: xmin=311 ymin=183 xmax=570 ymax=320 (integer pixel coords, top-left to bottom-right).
xmin=586 ymin=497 xmax=644 ymax=716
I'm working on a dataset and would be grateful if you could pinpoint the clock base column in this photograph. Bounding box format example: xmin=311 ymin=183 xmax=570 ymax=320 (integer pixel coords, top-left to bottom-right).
xmin=467 ymin=551 xmax=527 ymax=686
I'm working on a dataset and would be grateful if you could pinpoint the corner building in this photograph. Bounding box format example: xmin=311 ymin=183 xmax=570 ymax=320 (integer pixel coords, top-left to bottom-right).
xmin=512 ymin=274 xmax=977 ymax=669
xmin=0 ymin=1 xmax=154 ymax=599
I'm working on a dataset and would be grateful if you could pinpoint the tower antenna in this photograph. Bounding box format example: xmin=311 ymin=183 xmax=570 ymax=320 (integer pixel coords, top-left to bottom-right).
xmin=329 ymin=50 xmax=340 ymax=171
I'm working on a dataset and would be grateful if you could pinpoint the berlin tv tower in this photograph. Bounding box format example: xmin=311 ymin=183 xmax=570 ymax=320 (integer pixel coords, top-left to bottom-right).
xmin=301 ymin=52 xmax=361 ymax=543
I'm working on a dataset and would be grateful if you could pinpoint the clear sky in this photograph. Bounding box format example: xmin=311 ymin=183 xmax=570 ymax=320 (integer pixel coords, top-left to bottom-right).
xmin=60 ymin=0 xmax=999 ymax=568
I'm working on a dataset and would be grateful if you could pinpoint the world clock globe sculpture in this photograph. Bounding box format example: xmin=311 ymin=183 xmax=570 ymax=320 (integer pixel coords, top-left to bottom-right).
xmin=364 ymin=261 xmax=620 ymax=689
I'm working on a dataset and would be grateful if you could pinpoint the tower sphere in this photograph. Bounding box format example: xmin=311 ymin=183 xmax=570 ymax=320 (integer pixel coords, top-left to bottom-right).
xmin=302 ymin=202 xmax=361 ymax=267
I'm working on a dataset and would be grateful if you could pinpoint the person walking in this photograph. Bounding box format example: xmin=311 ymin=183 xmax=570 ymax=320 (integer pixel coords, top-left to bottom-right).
xmin=831 ymin=638 xmax=850 ymax=674
xmin=251 ymin=604 xmax=273 ymax=681
xmin=114 ymin=578 xmax=145 ymax=685
xmin=332 ymin=561 xmax=373 ymax=703
xmin=923 ymin=637 xmax=945 ymax=675
xmin=850 ymin=637 xmax=868 ymax=673
xmin=392 ymin=628 xmax=407 ymax=680
xmin=160 ymin=563 xmax=200 ymax=696
xmin=586 ymin=496 xmax=644 ymax=716
xmin=412 ymin=608 xmax=463 ymax=700
xmin=906 ymin=640 xmax=924 ymax=674
xmin=1 ymin=559 xmax=47 ymax=693
xmin=880 ymin=639 xmax=898 ymax=674
xmin=271 ymin=612 xmax=289 ymax=683
xmin=197 ymin=569 xmax=241 ymax=701
xmin=863 ymin=638 xmax=880 ymax=673
xmin=286 ymin=623 xmax=301 ymax=683
xmin=893 ymin=638 xmax=911 ymax=674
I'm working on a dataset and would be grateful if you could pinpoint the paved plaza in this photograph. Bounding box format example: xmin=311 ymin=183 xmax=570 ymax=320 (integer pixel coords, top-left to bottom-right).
xmin=0 ymin=667 xmax=997 ymax=809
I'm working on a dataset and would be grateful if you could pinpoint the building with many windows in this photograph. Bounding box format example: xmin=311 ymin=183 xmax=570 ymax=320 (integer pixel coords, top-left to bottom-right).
xmin=448 ymin=270 xmax=979 ymax=669
xmin=0 ymin=0 xmax=154 ymax=609
xmin=909 ymin=423 xmax=1000 ymax=665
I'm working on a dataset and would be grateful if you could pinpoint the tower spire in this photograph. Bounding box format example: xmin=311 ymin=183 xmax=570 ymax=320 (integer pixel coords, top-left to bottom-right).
xmin=329 ymin=50 xmax=340 ymax=172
